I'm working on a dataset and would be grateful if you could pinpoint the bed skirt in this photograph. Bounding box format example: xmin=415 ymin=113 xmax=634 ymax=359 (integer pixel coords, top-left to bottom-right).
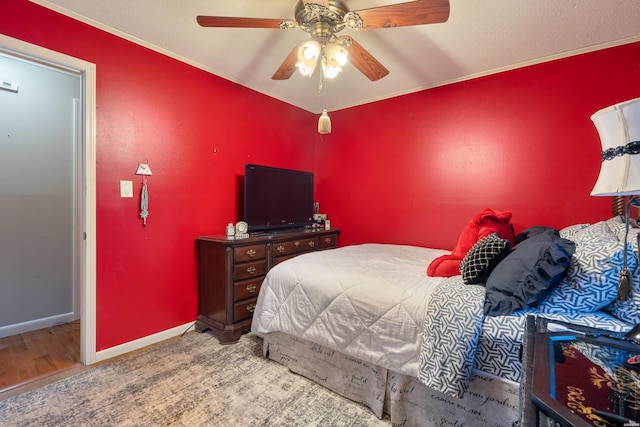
xmin=263 ymin=332 xmax=520 ymax=427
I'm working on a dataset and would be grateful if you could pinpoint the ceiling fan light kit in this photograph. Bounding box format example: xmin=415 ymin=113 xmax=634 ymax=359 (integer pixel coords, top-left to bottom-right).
xmin=321 ymin=42 xmax=348 ymax=78
xmin=198 ymin=0 xmax=449 ymax=81
xmin=197 ymin=0 xmax=450 ymax=130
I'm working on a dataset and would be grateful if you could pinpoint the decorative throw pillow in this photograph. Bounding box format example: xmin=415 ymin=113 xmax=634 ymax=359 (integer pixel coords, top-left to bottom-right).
xmin=606 ymin=269 xmax=640 ymax=324
xmin=459 ymin=233 xmax=510 ymax=284
xmin=538 ymin=232 xmax=636 ymax=314
xmin=571 ymin=220 xmax=617 ymax=241
xmin=605 ymin=215 xmax=627 ymax=237
xmin=602 ymin=216 xmax=640 ymax=324
xmin=483 ymin=229 xmax=575 ymax=317
xmin=427 ymin=208 xmax=515 ymax=277
xmin=559 ymin=223 xmax=589 ymax=242
xmin=514 ymin=226 xmax=561 ymax=245
xmin=608 ymin=215 xmax=640 ymax=256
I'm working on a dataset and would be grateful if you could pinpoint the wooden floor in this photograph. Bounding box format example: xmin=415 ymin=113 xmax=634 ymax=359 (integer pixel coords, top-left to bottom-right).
xmin=0 ymin=321 xmax=80 ymax=395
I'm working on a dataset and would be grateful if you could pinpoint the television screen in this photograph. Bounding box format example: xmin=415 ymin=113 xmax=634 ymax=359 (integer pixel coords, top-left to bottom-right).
xmin=244 ymin=164 xmax=314 ymax=232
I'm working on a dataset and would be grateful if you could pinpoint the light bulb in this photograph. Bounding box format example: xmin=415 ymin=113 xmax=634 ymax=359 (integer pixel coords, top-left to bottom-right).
xmin=303 ymin=45 xmax=319 ymax=60
xmin=297 ymin=40 xmax=320 ymax=61
xmin=329 ymin=44 xmax=348 ymax=66
xmin=323 ymin=65 xmax=341 ymax=79
xmin=297 ymin=62 xmax=315 ymax=76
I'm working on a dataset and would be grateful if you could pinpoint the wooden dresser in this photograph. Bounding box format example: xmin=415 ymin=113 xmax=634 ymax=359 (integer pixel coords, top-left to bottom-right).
xmin=195 ymin=228 xmax=339 ymax=344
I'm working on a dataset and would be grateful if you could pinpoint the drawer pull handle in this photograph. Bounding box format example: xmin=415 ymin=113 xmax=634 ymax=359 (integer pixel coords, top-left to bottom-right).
xmin=246 ymin=283 xmax=257 ymax=293
xmin=294 ymin=241 xmax=300 ymax=247
xmin=276 ymin=245 xmax=285 ymax=253
xmin=247 ymin=266 xmax=256 ymax=275
xmin=308 ymin=241 xmax=315 ymax=248
xmin=324 ymin=237 xmax=332 ymax=244
xmin=247 ymin=303 xmax=256 ymax=313
xmin=246 ymin=249 xmax=256 ymax=258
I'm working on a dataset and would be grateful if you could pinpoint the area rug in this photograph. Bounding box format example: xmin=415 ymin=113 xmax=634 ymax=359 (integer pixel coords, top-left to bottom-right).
xmin=0 ymin=332 xmax=389 ymax=426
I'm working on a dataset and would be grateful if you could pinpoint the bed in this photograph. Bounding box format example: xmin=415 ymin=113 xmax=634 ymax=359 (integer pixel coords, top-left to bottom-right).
xmin=250 ymin=215 xmax=639 ymax=426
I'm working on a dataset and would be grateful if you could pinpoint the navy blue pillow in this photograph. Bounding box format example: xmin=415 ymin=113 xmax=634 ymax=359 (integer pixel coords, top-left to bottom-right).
xmin=513 ymin=226 xmax=560 ymax=245
xmin=483 ymin=228 xmax=575 ymax=316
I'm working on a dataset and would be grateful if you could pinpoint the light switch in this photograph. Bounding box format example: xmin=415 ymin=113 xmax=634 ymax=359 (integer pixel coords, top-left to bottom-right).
xmin=120 ymin=180 xmax=133 ymax=198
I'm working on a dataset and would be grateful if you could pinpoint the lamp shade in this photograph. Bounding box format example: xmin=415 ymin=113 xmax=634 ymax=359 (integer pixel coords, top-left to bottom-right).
xmin=318 ymin=110 xmax=331 ymax=134
xmin=591 ymin=97 xmax=640 ymax=196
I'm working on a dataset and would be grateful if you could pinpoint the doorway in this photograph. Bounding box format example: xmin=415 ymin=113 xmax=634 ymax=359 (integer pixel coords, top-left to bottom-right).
xmin=0 ymin=52 xmax=80 ymax=333
xmin=0 ymin=35 xmax=97 ymax=373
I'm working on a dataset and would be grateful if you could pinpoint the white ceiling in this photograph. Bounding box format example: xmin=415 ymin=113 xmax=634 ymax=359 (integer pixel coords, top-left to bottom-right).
xmin=31 ymin=0 xmax=640 ymax=113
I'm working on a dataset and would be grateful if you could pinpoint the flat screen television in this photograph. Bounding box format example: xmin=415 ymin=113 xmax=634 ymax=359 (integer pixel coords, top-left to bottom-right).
xmin=243 ymin=164 xmax=314 ymax=232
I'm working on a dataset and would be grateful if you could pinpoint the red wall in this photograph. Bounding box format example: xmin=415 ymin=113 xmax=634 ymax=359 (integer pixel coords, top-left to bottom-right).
xmin=3 ymin=0 xmax=640 ymax=350
xmin=315 ymin=42 xmax=640 ymax=249
xmin=1 ymin=0 xmax=316 ymax=350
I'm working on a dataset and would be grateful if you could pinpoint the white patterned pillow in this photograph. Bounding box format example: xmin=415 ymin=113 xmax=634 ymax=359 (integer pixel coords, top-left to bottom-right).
xmin=606 ymin=269 xmax=640 ymax=324
xmin=538 ymin=233 xmax=636 ymax=313
xmin=559 ymin=223 xmax=589 ymax=241
xmin=571 ymin=220 xmax=616 ymax=241
xmin=598 ymin=216 xmax=640 ymax=324
xmin=605 ymin=216 xmax=626 ymax=235
xmin=609 ymin=215 xmax=640 ymax=254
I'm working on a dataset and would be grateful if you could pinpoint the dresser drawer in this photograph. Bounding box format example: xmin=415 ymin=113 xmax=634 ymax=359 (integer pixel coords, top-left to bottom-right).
xmin=319 ymin=233 xmax=338 ymax=249
xmin=272 ymin=254 xmax=297 ymax=267
xmin=234 ymin=244 xmax=266 ymax=263
xmin=234 ymin=277 xmax=262 ymax=302
xmin=234 ymin=297 xmax=258 ymax=322
xmin=272 ymin=237 xmax=317 ymax=257
xmin=234 ymin=260 xmax=267 ymax=281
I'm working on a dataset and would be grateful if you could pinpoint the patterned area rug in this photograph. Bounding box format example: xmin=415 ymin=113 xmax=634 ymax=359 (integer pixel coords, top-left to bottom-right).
xmin=0 ymin=332 xmax=389 ymax=426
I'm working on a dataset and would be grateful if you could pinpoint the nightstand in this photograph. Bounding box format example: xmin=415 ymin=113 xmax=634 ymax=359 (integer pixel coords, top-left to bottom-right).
xmin=521 ymin=316 xmax=640 ymax=426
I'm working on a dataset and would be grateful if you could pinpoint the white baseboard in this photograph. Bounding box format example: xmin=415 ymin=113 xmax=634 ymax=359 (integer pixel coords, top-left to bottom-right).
xmin=0 ymin=313 xmax=78 ymax=338
xmin=94 ymin=321 xmax=196 ymax=364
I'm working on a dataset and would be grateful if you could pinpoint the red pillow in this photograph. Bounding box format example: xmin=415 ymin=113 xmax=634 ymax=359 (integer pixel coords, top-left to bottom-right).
xmin=427 ymin=208 xmax=514 ymax=277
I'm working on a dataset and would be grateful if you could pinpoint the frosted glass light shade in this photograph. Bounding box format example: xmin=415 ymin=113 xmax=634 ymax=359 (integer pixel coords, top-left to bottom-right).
xmin=591 ymin=97 xmax=640 ymax=196
xmin=296 ymin=40 xmax=320 ymax=77
xmin=318 ymin=110 xmax=331 ymax=134
xmin=326 ymin=43 xmax=348 ymax=66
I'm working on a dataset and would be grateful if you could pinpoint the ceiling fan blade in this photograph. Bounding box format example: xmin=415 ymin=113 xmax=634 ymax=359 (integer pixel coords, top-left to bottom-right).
xmin=272 ymin=43 xmax=303 ymax=80
xmin=352 ymin=0 xmax=450 ymax=30
xmin=197 ymin=16 xmax=295 ymax=29
xmin=340 ymin=36 xmax=389 ymax=81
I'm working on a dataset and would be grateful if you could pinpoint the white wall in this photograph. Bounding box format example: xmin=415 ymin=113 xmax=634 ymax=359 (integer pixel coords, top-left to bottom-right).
xmin=0 ymin=53 xmax=80 ymax=334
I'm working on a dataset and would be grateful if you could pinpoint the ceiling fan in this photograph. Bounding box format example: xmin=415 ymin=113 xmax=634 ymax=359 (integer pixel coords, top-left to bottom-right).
xmin=197 ymin=0 xmax=450 ymax=82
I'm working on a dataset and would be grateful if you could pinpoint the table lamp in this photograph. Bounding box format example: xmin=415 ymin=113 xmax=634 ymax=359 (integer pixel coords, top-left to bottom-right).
xmin=590 ymin=97 xmax=640 ymax=302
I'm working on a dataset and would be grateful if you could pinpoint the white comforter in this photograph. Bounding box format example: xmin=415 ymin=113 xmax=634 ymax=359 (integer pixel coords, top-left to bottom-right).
xmin=251 ymin=243 xmax=448 ymax=377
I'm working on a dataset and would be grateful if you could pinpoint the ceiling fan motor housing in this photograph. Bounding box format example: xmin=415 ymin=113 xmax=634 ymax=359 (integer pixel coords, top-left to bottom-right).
xmin=295 ymin=0 xmax=349 ymax=42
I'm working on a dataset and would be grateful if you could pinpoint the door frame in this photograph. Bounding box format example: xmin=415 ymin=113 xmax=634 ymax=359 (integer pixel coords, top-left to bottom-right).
xmin=0 ymin=34 xmax=97 ymax=365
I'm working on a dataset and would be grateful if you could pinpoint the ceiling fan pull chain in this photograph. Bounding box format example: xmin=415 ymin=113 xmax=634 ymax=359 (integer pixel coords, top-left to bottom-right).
xmin=318 ymin=56 xmax=324 ymax=93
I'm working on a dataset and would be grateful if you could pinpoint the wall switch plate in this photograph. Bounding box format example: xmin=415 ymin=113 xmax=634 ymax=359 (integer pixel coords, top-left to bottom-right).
xmin=120 ymin=180 xmax=133 ymax=198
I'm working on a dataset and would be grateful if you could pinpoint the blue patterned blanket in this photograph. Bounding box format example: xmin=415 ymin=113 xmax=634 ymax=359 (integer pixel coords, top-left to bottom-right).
xmin=417 ymin=276 xmax=635 ymax=398
xmin=418 ymin=276 xmax=486 ymax=397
